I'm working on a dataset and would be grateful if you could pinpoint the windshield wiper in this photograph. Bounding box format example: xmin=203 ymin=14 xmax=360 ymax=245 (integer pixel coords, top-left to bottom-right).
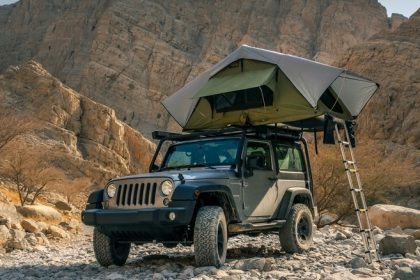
xmin=161 ymin=163 xmax=216 ymax=170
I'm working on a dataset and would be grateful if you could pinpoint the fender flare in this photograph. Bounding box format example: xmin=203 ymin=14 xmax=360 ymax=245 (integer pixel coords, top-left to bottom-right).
xmin=85 ymin=189 xmax=104 ymax=209
xmin=275 ymin=187 xmax=315 ymax=219
xmin=171 ymin=183 xmax=240 ymax=222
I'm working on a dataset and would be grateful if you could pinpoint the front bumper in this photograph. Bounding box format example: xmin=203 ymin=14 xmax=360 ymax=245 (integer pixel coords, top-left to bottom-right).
xmin=82 ymin=206 xmax=192 ymax=226
xmin=81 ymin=201 xmax=195 ymax=242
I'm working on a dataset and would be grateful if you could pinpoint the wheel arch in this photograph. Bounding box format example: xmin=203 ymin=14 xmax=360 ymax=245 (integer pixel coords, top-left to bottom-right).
xmin=275 ymin=187 xmax=315 ymax=220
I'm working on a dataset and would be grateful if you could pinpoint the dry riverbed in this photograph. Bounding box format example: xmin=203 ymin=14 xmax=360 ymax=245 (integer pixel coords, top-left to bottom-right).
xmin=0 ymin=225 xmax=419 ymax=280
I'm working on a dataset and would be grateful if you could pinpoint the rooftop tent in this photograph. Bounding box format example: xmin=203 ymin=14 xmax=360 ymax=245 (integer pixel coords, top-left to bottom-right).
xmin=162 ymin=45 xmax=379 ymax=131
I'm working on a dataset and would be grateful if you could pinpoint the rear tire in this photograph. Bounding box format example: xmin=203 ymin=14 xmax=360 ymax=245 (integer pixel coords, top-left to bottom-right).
xmin=279 ymin=203 xmax=314 ymax=253
xmin=93 ymin=228 xmax=131 ymax=267
xmin=194 ymin=206 xmax=228 ymax=267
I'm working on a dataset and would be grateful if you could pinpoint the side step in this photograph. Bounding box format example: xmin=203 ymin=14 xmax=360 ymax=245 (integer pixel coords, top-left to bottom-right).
xmin=229 ymin=220 xmax=286 ymax=234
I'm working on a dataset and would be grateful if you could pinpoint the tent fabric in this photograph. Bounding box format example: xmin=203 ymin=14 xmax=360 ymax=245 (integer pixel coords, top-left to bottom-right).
xmin=162 ymin=45 xmax=379 ymax=130
xmin=193 ymin=65 xmax=277 ymax=99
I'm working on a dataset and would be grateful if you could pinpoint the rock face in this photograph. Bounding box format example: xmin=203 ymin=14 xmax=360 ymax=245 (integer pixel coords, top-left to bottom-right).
xmin=0 ymin=61 xmax=156 ymax=190
xmin=0 ymin=0 xmax=392 ymax=136
xmin=336 ymin=10 xmax=420 ymax=161
xmin=369 ymin=204 xmax=420 ymax=230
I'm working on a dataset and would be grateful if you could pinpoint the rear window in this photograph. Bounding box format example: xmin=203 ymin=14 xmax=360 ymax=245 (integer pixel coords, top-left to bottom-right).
xmin=275 ymin=144 xmax=305 ymax=172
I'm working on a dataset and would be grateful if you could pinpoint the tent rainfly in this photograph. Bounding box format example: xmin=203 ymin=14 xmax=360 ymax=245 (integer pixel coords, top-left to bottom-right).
xmin=162 ymin=45 xmax=379 ymax=131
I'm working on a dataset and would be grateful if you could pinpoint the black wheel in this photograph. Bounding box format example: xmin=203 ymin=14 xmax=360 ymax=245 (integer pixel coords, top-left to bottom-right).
xmin=194 ymin=206 xmax=228 ymax=267
xmin=279 ymin=203 xmax=314 ymax=253
xmin=93 ymin=228 xmax=131 ymax=267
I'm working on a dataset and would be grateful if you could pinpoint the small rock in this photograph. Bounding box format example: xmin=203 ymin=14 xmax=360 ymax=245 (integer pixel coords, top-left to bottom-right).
xmin=25 ymin=233 xmax=38 ymax=246
xmin=234 ymin=257 xmax=271 ymax=271
xmin=335 ymin=232 xmax=347 ymax=241
xmin=379 ymin=232 xmax=417 ymax=255
xmin=266 ymin=270 xmax=290 ymax=278
xmin=106 ymin=272 xmax=125 ymax=280
xmin=48 ymin=225 xmax=69 ymax=239
xmin=211 ymin=269 xmax=229 ymax=277
xmin=0 ymin=217 xmax=11 ymax=229
xmin=21 ymin=219 xmax=40 ymax=233
xmin=152 ymin=273 xmax=165 ymax=280
xmin=11 ymin=222 xmax=22 ymax=231
xmin=55 ymin=201 xmax=73 ymax=211
xmin=35 ymin=232 xmax=49 ymax=245
xmin=349 ymin=256 xmax=368 ymax=269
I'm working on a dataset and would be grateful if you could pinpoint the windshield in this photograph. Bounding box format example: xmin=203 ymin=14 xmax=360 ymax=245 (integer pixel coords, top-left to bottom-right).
xmin=161 ymin=138 xmax=240 ymax=170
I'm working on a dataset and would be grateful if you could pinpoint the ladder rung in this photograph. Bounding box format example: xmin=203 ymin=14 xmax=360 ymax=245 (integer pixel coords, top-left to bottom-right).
xmin=350 ymin=188 xmax=362 ymax=192
xmin=344 ymin=160 xmax=355 ymax=164
xmin=340 ymin=140 xmax=350 ymax=146
xmin=345 ymin=168 xmax=358 ymax=173
xmin=360 ymin=229 xmax=372 ymax=233
xmin=355 ymin=208 xmax=367 ymax=213
xmin=365 ymin=250 xmax=377 ymax=254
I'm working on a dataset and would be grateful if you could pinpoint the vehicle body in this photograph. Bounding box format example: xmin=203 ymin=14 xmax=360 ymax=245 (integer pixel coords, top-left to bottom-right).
xmin=82 ymin=125 xmax=318 ymax=267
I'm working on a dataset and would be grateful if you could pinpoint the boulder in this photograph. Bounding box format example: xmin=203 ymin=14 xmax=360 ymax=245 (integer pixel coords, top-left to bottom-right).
xmin=0 ymin=224 xmax=11 ymax=244
xmin=48 ymin=225 xmax=69 ymax=239
xmin=21 ymin=219 xmax=40 ymax=233
xmin=17 ymin=205 xmax=62 ymax=222
xmin=379 ymin=232 xmax=417 ymax=255
xmin=59 ymin=220 xmax=82 ymax=234
xmin=0 ymin=201 xmax=19 ymax=221
xmin=393 ymin=265 xmax=420 ymax=280
xmin=403 ymin=229 xmax=420 ymax=240
xmin=369 ymin=204 xmax=420 ymax=230
xmin=6 ymin=229 xmax=29 ymax=251
xmin=55 ymin=200 xmax=72 ymax=211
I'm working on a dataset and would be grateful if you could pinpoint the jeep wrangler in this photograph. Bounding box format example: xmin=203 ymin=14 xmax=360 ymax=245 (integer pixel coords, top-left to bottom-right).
xmin=81 ymin=125 xmax=318 ymax=267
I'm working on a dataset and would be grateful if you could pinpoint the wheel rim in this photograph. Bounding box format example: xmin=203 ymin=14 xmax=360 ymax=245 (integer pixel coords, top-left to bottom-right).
xmin=217 ymin=223 xmax=224 ymax=258
xmin=297 ymin=215 xmax=310 ymax=243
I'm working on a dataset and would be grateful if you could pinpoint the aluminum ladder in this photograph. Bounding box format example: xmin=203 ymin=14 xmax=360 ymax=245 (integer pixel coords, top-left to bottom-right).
xmin=334 ymin=123 xmax=380 ymax=263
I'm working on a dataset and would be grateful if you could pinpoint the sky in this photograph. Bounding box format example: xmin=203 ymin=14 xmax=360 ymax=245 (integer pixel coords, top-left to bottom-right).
xmin=0 ymin=0 xmax=419 ymax=17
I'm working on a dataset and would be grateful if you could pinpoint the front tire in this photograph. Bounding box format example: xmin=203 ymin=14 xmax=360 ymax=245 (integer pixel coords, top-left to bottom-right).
xmin=194 ymin=206 xmax=228 ymax=267
xmin=279 ymin=203 xmax=314 ymax=253
xmin=93 ymin=228 xmax=131 ymax=267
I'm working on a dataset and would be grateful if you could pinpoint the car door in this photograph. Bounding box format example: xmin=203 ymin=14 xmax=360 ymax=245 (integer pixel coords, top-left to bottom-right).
xmin=242 ymin=140 xmax=279 ymax=220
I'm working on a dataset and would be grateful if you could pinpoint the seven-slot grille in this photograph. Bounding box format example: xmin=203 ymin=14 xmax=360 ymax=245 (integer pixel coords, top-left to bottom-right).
xmin=108 ymin=178 xmax=168 ymax=209
xmin=116 ymin=182 xmax=157 ymax=207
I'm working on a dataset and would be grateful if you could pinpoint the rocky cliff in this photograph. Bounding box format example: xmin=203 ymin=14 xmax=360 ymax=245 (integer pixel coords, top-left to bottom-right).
xmin=0 ymin=0 xmax=392 ymax=136
xmin=0 ymin=61 xmax=155 ymax=191
xmin=336 ymin=9 xmax=420 ymax=168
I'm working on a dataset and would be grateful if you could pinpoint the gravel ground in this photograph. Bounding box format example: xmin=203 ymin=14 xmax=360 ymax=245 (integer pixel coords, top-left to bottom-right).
xmin=0 ymin=225 xmax=419 ymax=280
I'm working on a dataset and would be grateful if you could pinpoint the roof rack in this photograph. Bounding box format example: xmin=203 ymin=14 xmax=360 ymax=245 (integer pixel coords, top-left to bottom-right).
xmin=152 ymin=125 xmax=302 ymax=142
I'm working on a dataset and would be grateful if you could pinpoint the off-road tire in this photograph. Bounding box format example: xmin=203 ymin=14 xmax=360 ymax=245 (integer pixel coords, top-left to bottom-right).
xmin=93 ymin=228 xmax=131 ymax=267
xmin=194 ymin=206 xmax=228 ymax=267
xmin=279 ymin=203 xmax=314 ymax=253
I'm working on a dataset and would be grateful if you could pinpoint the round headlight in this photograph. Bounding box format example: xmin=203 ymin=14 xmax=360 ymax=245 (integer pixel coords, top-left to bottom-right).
xmin=160 ymin=180 xmax=174 ymax=196
xmin=106 ymin=184 xmax=117 ymax=198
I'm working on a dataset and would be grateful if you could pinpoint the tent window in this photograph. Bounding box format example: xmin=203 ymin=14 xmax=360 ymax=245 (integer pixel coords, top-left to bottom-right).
xmin=209 ymin=85 xmax=274 ymax=113
xmin=320 ymin=88 xmax=343 ymax=113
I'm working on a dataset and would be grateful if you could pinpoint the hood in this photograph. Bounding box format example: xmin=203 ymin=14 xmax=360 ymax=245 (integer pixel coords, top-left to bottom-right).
xmin=110 ymin=167 xmax=234 ymax=183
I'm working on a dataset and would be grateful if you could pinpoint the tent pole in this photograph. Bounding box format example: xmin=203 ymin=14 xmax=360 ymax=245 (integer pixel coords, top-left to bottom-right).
xmin=314 ymin=129 xmax=318 ymax=155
